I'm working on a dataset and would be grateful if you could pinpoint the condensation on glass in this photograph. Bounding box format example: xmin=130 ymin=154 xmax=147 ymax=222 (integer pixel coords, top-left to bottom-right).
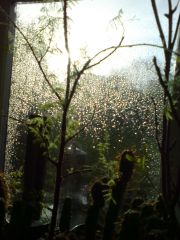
xmin=5 ymin=0 xmax=172 ymax=226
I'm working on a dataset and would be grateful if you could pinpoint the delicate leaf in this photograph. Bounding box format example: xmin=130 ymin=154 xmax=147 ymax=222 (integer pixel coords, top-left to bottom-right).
xmin=125 ymin=153 xmax=134 ymax=162
xmin=164 ymin=107 xmax=173 ymax=121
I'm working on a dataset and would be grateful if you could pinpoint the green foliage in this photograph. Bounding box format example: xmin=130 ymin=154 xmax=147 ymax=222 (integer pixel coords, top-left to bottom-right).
xmin=94 ymin=132 xmax=118 ymax=180
xmin=8 ymin=1 xmax=176 ymax=237
xmin=118 ymin=195 xmax=178 ymax=240
xmin=176 ymin=56 xmax=180 ymax=63
xmin=164 ymin=106 xmax=173 ymax=121
xmin=0 ymin=173 xmax=10 ymax=208
xmin=174 ymin=76 xmax=180 ymax=99
xmin=27 ymin=116 xmax=47 ymax=144
xmin=26 ymin=106 xmax=81 ymax=164
xmin=125 ymin=153 xmax=134 ymax=162
xmin=110 ymin=8 xmax=123 ymax=29
xmin=8 ymin=30 xmax=15 ymax=53
xmin=6 ymin=169 xmax=23 ymax=202
xmin=84 ymin=195 xmax=179 ymax=240
xmin=136 ymin=144 xmax=149 ymax=170
xmin=26 ymin=113 xmax=59 ymax=161
xmin=66 ymin=118 xmax=79 ymax=139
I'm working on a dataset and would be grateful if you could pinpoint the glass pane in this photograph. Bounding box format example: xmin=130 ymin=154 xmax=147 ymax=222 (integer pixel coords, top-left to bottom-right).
xmin=5 ymin=0 xmax=179 ymax=227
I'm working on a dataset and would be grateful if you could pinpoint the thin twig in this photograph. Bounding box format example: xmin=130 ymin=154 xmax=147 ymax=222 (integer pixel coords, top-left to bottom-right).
xmin=151 ymin=97 xmax=161 ymax=151
xmin=120 ymin=43 xmax=180 ymax=56
xmin=0 ymin=114 xmax=25 ymax=124
xmin=153 ymin=57 xmax=180 ymax=128
xmin=144 ymin=171 xmax=160 ymax=194
xmin=63 ymin=168 xmax=92 ymax=179
xmin=63 ymin=0 xmax=69 ymax=53
xmin=0 ymin=6 xmax=62 ymax=103
xmin=172 ymin=0 xmax=180 ymax=14
xmin=47 ymin=157 xmax=58 ymax=167
xmin=39 ymin=30 xmax=54 ymax=63
xmin=65 ymin=104 xmax=96 ymax=144
xmin=172 ymin=13 xmax=180 ymax=47
xmin=167 ymin=0 xmax=173 ymax=50
xmin=16 ymin=96 xmax=34 ymax=108
xmin=151 ymin=0 xmax=167 ymax=54
xmin=38 ymin=19 xmax=54 ymax=34
xmin=66 ymin=36 xmax=124 ymax=106
xmin=66 ymin=59 xmax=91 ymax=108
xmin=86 ymin=36 xmax=124 ymax=70
xmin=63 ymin=0 xmax=71 ymax=102
xmin=32 ymin=120 xmax=58 ymax=167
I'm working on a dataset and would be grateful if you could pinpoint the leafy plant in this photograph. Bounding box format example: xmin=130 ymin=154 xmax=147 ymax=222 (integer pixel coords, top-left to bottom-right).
xmin=6 ymin=168 xmax=23 ymax=202
xmin=94 ymin=132 xmax=118 ymax=180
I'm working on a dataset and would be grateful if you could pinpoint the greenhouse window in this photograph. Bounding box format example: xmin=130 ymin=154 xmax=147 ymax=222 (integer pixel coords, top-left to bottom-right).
xmin=0 ymin=0 xmax=180 ymax=235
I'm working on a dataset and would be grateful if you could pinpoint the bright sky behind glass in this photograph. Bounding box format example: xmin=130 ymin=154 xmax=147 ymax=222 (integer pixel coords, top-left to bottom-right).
xmin=16 ymin=0 xmax=179 ymax=76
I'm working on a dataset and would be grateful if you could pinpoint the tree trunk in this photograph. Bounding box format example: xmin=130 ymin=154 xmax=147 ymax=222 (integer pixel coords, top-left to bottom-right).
xmin=48 ymin=108 xmax=68 ymax=239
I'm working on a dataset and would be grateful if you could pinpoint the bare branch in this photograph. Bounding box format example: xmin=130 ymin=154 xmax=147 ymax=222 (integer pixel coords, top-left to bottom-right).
xmin=66 ymin=39 xmax=180 ymax=109
xmin=39 ymin=31 xmax=53 ymax=63
xmin=167 ymin=0 xmax=173 ymax=49
xmin=47 ymin=157 xmax=58 ymax=167
xmin=86 ymin=36 xmax=124 ymax=70
xmin=63 ymin=0 xmax=71 ymax=101
xmin=15 ymin=96 xmax=34 ymax=108
xmin=153 ymin=57 xmax=180 ymax=128
xmin=35 ymin=125 xmax=58 ymax=167
xmin=0 ymin=114 xmax=25 ymax=124
xmin=151 ymin=97 xmax=162 ymax=152
xmin=64 ymin=33 xmax=180 ymax=113
xmin=65 ymin=104 xmax=96 ymax=144
xmin=38 ymin=19 xmax=54 ymax=34
xmin=65 ymin=37 xmax=124 ymax=107
xmin=66 ymin=59 xmax=91 ymax=108
xmin=63 ymin=168 xmax=91 ymax=179
xmin=119 ymin=42 xmax=180 ymax=56
xmin=144 ymin=171 xmax=160 ymax=193
xmin=151 ymin=0 xmax=167 ymax=52
xmin=63 ymin=0 xmax=70 ymax=53
xmin=172 ymin=0 xmax=180 ymax=14
xmin=172 ymin=13 xmax=180 ymax=48
xmin=0 ymin=6 xmax=62 ymax=103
